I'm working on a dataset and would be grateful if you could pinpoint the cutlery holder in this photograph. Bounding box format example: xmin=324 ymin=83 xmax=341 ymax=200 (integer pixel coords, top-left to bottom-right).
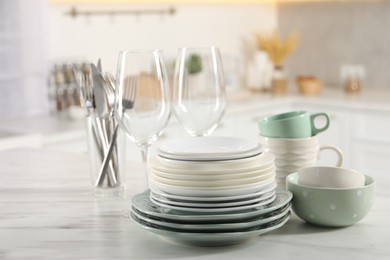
xmin=85 ymin=115 xmax=126 ymax=196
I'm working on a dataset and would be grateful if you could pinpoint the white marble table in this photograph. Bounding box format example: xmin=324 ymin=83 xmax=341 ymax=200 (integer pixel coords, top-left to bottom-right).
xmin=1 ymin=148 xmax=389 ymax=259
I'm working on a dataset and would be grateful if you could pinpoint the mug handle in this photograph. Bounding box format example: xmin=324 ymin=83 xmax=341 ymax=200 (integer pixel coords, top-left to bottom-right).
xmin=319 ymin=145 xmax=343 ymax=167
xmin=310 ymin=113 xmax=330 ymax=135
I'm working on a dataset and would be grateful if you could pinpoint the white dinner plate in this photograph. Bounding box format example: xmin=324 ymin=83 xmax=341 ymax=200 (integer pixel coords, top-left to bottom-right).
xmin=130 ymin=210 xmax=290 ymax=246
xmin=157 ymin=136 xmax=263 ymax=161
xmin=149 ymin=194 xmax=276 ymax=213
xmin=151 ymin=152 xmax=274 ymax=173
xmin=131 ymin=204 xmax=290 ymax=232
xmin=150 ymin=181 xmax=277 ymax=202
xmin=149 ymin=176 xmax=275 ymax=197
xmin=151 ymin=164 xmax=275 ymax=181
xmin=150 ymin=190 xmax=276 ymax=208
xmin=150 ymin=170 xmax=276 ymax=188
xmin=131 ymin=189 xmax=292 ymax=223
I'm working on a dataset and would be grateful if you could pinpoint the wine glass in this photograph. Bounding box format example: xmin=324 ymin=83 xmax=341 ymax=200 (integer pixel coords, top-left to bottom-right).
xmin=115 ymin=49 xmax=171 ymax=189
xmin=173 ymin=47 xmax=227 ymax=137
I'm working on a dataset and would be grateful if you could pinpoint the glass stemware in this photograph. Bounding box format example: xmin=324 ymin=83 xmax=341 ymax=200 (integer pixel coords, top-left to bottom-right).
xmin=173 ymin=47 xmax=227 ymax=137
xmin=115 ymin=49 xmax=171 ymax=189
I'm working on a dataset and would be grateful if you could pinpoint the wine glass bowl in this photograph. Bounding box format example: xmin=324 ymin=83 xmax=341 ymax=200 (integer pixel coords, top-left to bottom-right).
xmin=173 ymin=47 xmax=227 ymax=137
xmin=115 ymin=49 xmax=171 ymax=188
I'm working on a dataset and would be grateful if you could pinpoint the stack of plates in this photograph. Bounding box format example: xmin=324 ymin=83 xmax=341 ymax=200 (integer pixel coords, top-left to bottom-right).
xmin=130 ymin=137 xmax=292 ymax=246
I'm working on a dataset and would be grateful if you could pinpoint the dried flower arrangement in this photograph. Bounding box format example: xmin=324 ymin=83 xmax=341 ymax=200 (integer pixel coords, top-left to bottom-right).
xmin=255 ymin=30 xmax=299 ymax=67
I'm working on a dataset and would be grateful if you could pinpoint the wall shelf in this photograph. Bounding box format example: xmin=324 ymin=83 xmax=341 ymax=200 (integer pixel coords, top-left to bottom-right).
xmin=64 ymin=6 xmax=176 ymax=18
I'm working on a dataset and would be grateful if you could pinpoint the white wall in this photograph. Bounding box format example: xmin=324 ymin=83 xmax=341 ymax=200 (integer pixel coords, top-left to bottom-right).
xmin=48 ymin=3 xmax=277 ymax=76
xmin=279 ymin=1 xmax=390 ymax=89
xmin=0 ymin=0 xmax=49 ymax=117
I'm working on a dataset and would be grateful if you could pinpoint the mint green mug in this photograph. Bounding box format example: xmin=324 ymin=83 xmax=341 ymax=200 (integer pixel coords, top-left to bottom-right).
xmin=258 ymin=111 xmax=330 ymax=138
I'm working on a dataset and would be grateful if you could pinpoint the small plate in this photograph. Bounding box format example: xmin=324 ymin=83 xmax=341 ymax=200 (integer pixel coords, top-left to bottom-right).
xmin=150 ymin=190 xmax=276 ymax=208
xmin=157 ymin=136 xmax=263 ymax=161
xmin=130 ymin=210 xmax=290 ymax=246
xmin=150 ymin=181 xmax=277 ymax=202
xmin=149 ymin=194 xmax=276 ymax=213
xmin=152 ymin=152 xmax=273 ymax=172
xmin=131 ymin=189 xmax=292 ymax=223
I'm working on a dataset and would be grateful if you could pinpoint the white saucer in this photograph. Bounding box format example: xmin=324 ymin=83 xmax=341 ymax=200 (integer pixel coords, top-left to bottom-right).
xmin=152 ymin=152 xmax=274 ymax=173
xmin=157 ymin=136 xmax=263 ymax=161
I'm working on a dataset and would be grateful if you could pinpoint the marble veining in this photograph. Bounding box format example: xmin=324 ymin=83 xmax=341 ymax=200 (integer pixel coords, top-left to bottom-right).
xmin=0 ymin=148 xmax=389 ymax=259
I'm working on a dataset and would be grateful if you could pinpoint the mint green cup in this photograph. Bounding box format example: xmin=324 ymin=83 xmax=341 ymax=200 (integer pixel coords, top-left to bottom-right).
xmin=258 ymin=111 xmax=330 ymax=138
xmin=286 ymin=172 xmax=375 ymax=227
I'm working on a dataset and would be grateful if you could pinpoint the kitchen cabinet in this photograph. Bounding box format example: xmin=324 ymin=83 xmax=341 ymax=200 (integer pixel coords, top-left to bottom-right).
xmin=349 ymin=112 xmax=390 ymax=196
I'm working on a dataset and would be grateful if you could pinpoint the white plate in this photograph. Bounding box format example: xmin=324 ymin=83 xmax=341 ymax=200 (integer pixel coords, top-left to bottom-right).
xmin=150 ymin=181 xmax=277 ymax=202
xmin=149 ymin=195 xmax=276 ymax=213
xmin=150 ymin=190 xmax=276 ymax=208
xmin=150 ymin=170 xmax=276 ymax=188
xmin=151 ymin=165 xmax=275 ymax=181
xmin=152 ymin=152 xmax=274 ymax=172
xmin=157 ymin=136 xmax=263 ymax=161
xmin=130 ymin=210 xmax=290 ymax=246
xmin=149 ymin=176 xmax=275 ymax=197
xmin=131 ymin=189 xmax=292 ymax=223
xmin=131 ymin=204 xmax=290 ymax=232
xmin=149 ymin=194 xmax=276 ymax=213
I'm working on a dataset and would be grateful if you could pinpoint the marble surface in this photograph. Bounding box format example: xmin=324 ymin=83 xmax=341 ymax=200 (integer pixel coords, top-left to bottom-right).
xmin=226 ymin=87 xmax=390 ymax=114
xmin=1 ymin=148 xmax=389 ymax=259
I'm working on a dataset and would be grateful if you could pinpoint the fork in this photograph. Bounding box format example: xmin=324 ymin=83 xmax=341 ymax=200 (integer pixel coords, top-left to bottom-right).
xmin=95 ymin=75 xmax=136 ymax=187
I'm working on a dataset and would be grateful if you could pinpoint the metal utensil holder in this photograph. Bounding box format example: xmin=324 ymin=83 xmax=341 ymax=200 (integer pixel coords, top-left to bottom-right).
xmin=86 ymin=114 xmax=126 ymax=196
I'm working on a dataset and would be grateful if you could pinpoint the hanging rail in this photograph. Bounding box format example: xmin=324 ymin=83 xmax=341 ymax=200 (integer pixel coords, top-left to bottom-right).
xmin=64 ymin=6 xmax=176 ymax=18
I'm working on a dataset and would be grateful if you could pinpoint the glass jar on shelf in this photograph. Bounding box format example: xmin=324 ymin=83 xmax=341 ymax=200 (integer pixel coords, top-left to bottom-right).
xmin=271 ymin=65 xmax=287 ymax=95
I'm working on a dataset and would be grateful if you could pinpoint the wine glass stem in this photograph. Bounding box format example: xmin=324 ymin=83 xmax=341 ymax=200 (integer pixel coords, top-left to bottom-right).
xmin=140 ymin=144 xmax=151 ymax=191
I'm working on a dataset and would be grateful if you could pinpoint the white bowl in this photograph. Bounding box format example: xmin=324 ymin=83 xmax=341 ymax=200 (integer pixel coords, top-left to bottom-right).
xmin=298 ymin=166 xmax=365 ymax=189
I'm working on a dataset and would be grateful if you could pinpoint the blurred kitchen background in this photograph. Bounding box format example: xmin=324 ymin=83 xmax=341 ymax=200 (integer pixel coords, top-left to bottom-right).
xmin=1 ymin=0 xmax=389 ymax=117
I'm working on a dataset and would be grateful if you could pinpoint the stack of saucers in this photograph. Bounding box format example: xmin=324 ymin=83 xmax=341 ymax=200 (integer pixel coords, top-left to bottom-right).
xmin=130 ymin=136 xmax=292 ymax=246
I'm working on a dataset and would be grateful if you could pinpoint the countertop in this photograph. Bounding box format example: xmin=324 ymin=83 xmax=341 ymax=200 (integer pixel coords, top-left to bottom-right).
xmin=226 ymin=87 xmax=390 ymax=114
xmin=1 ymin=88 xmax=390 ymax=258
xmin=0 ymin=148 xmax=389 ymax=259
xmin=1 ymin=87 xmax=389 ymax=139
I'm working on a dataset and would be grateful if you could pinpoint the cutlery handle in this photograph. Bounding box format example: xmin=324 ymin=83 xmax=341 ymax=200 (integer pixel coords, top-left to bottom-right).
xmin=95 ymin=125 xmax=119 ymax=187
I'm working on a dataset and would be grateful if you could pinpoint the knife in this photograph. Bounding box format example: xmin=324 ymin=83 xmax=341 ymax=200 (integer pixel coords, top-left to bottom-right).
xmin=97 ymin=59 xmax=102 ymax=73
xmin=91 ymin=63 xmax=109 ymax=118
